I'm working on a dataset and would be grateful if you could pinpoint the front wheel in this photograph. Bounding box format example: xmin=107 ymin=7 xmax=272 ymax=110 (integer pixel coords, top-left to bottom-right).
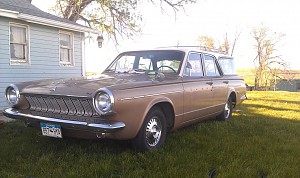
xmin=132 ymin=107 xmax=167 ymax=152
xmin=217 ymin=97 xmax=233 ymax=121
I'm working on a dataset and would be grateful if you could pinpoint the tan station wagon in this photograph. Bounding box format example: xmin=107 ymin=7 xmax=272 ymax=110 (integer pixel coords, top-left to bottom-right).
xmin=3 ymin=47 xmax=246 ymax=151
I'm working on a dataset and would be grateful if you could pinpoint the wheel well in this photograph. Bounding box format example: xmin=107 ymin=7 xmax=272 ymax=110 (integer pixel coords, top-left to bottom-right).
xmin=230 ymin=92 xmax=237 ymax=108
xmin=152 ymin=102 xmax=174 ymax=131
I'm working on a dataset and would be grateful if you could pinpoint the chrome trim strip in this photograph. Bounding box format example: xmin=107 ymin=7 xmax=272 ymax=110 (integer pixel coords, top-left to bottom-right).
xmin=175 ymin=103 xmax=224 ymax=117
xmin=118 ymin=90 xmax=183 ymax=101
xmin=146 ymin=90 xmax=183 ymax=97
xmin=133 ymin=96 xmax=145 ymax=99
xmin=120 ymin=97 xmax=134 ymax=101
xmin=4 ymin=108 xmax=125 ymax=132
xmin=23 ymin=93 xmax=91 ymax=98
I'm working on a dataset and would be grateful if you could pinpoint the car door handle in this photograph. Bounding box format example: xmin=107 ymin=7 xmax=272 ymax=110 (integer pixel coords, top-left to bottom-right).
xmin=206 ymin=82 xmax=213 ymax=85
xmin=223 ymin=81 xmax=229 ymax=84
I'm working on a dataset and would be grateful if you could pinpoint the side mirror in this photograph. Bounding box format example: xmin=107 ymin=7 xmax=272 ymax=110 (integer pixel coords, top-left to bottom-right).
xmin=186 ymin=62 xmax=192 ymax=69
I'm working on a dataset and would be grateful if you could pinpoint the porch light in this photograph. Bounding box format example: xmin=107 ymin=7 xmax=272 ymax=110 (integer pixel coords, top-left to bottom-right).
xmin=97 ymin=35 xmax=104 ymax=48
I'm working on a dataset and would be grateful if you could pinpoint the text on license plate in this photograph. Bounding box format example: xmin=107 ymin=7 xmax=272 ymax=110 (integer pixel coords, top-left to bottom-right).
xmin=40 ymin=123 xmax=62 ymax=138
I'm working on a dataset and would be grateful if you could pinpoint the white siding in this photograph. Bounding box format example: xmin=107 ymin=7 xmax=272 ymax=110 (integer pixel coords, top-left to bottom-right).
xmin=0 ymin=17 xmax=83 ymax=110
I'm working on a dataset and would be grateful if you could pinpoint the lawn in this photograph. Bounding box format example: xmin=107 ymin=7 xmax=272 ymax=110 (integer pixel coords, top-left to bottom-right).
xmin=0 ymin=91 xmax=299 ymax=177
xmin=237 ymin=68 xmax=255 ymax=86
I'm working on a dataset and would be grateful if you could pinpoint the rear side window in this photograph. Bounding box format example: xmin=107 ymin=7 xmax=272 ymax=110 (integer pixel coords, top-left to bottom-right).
xmin=218 ymin=57 xmax=237 ymax=75
xmin=204 ymin=54 xmax=220 ymax=76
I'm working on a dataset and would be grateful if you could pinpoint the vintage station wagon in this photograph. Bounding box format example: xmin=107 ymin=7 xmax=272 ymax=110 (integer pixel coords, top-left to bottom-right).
xmin=3 ymin=47 xmax=246 ymax=151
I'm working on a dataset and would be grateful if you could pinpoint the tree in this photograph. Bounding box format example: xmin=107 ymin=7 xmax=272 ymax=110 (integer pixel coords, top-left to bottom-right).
xmin=221 ymin=33 xmax=230 ymax=55
xmin=221 ymin=30 xmax=241 ymax=56
xmin=197 ymin=35 xmax=215 ymax=49
xmin=197 ymin=32 xmax=241 ymax=56
xmin=251 ymin=25 xmax=286 ymax=90
xmin=52 ymin=0 xmax=195 ymax=43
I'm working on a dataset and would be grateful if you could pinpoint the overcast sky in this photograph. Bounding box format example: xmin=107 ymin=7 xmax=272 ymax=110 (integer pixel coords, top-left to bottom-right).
xmin=32 ymin=0 xmax=300 ymax=72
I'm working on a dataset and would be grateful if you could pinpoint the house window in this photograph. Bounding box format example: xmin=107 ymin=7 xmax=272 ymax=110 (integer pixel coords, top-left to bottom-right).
xmin=10 ymin=24 xmax=29 ymax=65
xmin=297 ymin=82 xmax=300 ymax=91
xmin=59 ymin=32 xmax=73 ymax=66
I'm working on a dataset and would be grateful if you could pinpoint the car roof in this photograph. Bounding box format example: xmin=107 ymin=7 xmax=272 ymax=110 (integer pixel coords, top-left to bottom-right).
xmin=121 ymin=46 xmax=233 ymax=59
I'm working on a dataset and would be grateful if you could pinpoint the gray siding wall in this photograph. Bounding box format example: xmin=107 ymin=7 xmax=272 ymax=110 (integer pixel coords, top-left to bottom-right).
xmin=0 ymin=17 xmax=83 ymax=110
xmin=276 ymin=80 xmax=299 ymax=92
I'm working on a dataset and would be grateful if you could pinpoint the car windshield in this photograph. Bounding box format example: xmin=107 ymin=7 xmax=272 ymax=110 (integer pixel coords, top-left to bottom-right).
xmin=105 ymin=50 xmax=185 ymax=74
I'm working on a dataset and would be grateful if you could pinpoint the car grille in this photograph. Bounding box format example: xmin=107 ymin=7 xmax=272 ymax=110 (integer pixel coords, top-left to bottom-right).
xmin=25 ymin=94 xmax=99 ymax=117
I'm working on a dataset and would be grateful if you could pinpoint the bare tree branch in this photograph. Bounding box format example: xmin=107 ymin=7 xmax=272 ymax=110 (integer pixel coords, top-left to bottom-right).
xmin=230 ymin=30 xmax=241 ymax=56
xmin=52 ymin=0 xmax=194 ymax=44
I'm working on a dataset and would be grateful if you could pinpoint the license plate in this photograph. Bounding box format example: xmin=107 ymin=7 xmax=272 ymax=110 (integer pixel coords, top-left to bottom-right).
xmin=40 ymin=123 xmax=62 ymax=138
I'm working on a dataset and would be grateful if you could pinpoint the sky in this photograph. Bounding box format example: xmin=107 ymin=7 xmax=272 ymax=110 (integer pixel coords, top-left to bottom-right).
xmin=32 ymin=0 xmax=300 ymax=72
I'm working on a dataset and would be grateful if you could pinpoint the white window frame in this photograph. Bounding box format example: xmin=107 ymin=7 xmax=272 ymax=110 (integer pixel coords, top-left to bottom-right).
xmin=59 ymin=31 xmax=74 ymax=67
xmin=9 ymin=23 xmax=30 ymax=65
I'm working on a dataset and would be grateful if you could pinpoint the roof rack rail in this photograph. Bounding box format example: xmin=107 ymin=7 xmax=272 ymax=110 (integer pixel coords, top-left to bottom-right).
xmin=157 ymin=45 xmax=227 ymax=54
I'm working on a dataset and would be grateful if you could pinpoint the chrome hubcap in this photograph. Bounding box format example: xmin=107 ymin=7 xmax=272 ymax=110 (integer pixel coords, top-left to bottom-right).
xmin=145 ymin=117 xmax=162 ymax=147
xmin=224 ymin=101 xmax=231 ymax=119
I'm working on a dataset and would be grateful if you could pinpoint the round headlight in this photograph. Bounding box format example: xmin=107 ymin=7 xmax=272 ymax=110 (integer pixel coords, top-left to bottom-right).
xmin=93 ymin=89 xmax=114 ymax=115
xmin=5 ymin=84 xmax=20 ymax=106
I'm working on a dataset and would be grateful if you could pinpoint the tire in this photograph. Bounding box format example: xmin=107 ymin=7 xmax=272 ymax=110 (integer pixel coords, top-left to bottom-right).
xmin=216 ymin=97 xmax=233 ymax=121
xmin=132 ymin=107 xmax=167 ymax=152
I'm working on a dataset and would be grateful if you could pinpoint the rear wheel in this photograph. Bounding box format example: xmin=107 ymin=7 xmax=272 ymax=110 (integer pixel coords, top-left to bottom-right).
xmin=132 ymin=107 xmax=167 ymax=151
xmin=217 ymin=97 xmax=233 ymax=121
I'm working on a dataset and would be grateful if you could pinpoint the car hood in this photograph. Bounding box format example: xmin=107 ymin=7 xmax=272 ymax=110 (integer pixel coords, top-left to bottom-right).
xmin=18 ymin=73 xmax=179 ymax=97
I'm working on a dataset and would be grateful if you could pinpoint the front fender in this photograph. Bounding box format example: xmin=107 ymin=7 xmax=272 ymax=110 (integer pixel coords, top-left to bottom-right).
xmin=137 ymin=96 xmax=175 ymax=131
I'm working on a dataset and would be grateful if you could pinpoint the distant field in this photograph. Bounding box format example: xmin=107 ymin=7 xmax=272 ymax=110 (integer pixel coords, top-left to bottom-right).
xmin=237 ymin=68 xmax=255 ymax=86
xmin=237 ymin=68 xmax=300 ymax=87
xmin=0 ymin=91 xmax=300 ymax=177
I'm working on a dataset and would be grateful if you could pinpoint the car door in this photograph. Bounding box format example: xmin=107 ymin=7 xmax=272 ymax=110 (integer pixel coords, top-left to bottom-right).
xmin=181 ymin=52 xmax=214 ymax=125
xmin=203 ymin=54 xmax=228 ymax=112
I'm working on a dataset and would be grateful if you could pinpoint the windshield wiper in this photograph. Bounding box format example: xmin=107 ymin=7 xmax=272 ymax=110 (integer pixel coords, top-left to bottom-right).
xmin=113 ymin=69 xmax=147 ymax=74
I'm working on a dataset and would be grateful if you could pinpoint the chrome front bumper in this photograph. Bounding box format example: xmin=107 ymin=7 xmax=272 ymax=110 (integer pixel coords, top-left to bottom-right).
xmin=240 ymin=94 xmax=247 ymax=100
xmin=3 ymin=108 xmax=125 ymax=133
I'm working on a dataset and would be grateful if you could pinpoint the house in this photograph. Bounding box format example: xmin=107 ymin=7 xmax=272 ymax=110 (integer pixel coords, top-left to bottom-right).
xmin=0 ymin=0 xmax=98 ymax=110
xmin=276 ymin=79 xmax=300 ymax=92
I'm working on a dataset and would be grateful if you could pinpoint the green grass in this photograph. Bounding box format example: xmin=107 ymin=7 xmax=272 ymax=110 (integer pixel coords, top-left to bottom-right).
xmin=1 ymin=91 xmax=300 ymax=177
xmin=237 ymin=68 xmax=255 ymax=86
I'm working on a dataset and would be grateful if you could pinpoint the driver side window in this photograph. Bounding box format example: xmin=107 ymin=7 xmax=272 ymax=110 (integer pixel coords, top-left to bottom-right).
xmin=156 ymin=60 xmax=180 ymax=73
